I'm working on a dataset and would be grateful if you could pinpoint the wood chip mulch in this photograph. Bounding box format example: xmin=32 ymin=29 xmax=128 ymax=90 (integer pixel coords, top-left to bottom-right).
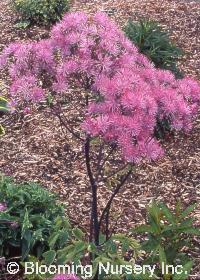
xmin=0 ymin=0 xmax=200 ymax=278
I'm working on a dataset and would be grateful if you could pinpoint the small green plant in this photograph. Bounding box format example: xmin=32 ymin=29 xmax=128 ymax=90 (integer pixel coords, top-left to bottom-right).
xmin=14 ymin=0 xmax=70 ymax=25
xmin=133 ymin=201 xmax=200 ymax=280
xmin=0 ymin=96 xmax=9 ymax=136
xmin=92 ymin=234 xmax=141 ymax=280
xmin=124 ymin=19 xmax=183 ymax=77
xmin=24 ymin=231 xmax=141 ymax=280
xmin=0 ymin=175 xmax=70 ymax=261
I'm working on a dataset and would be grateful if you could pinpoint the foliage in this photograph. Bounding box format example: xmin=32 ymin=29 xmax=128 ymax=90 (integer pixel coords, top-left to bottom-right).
xmin=92 ymin=234 xmax=141 ymax=280
xmin=22 ymin=217 xmax=86 ymax=279
xmin=13 ymin=0 xmax=69 ymax=25
xmin=133 ymin=201 xmax=200 ymax=280
xmin=124 ymin=19 xmax=183 ymax=77
xmin=0 ymin=96 xmax=9 ymax=135
xmin=24 ymin=230 xmax=141 ymax=280
xmin=0 ymin=175 xmax=70 ymax=260
xmin=0 ymin=12 xmax=200 ymax=163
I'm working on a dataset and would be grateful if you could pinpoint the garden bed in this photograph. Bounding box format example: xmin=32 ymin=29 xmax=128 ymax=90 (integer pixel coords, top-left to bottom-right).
xmin=0 ymin=0 xmax=200 ymax=279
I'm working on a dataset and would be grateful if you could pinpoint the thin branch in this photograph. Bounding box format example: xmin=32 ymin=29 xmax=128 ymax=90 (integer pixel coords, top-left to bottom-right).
xmin=53 ymin=108 xmax=84 ymax=141
xmin=105 ymin=207 xmax=110 ymax=240
xmin=96 ymin=144 xmax=116 ymax=181
xmin=105 ymin=163 xmax=130 ymax=180
xmin=98 ymin=167 xmax=133 ymax=235
xmin=85 ymin=136 xmax=99 ymax=246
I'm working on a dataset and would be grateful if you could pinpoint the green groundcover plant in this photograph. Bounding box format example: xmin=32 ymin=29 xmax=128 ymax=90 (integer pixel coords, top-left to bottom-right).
xmin=13 ymin=0 xmax=70 ymax=25
xmin=133 ymin=201 xmax=200 ymax=280
xmin=23 ymin=200 xmax=200 ymax=280
xmin=23 ymin=231 xmax=141 ymax=280
xmin=0 ymin=175 xmax=71 ymax=260
xmin=124 ymin=19 xmax=183 ymax=78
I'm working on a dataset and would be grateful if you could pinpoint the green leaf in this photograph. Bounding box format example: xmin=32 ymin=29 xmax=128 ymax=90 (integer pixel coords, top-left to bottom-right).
xmin=141 ymin=236 xmax=159 ymax=252
xmin=73 ymin=228 xmax=85 ymax=240
xmin=179 ymin=218 xmax=194 ymax=228
xmin=158 ymin=245 xmax=167 ymax=267
xmin=43 ymin=250 xmax=56 ymax=265
xmin=173 ymin=260 xmax=193 ymax=280
xmin=22 ymin=209 xmax=32 ymax=238
xmin=57 ymin=251 xmax=75 ymax=265
xmin=175 ymin=200 xmax=182 ymax=216
xmin=179 ymin=204 xmax=196 ymax=220
xmin=179 ymin=228 xmax=200 ymax=235
xmin=87 ymin=242 xmax=96 ymax=253
xmin=133 ymin=225 xmax=153 ymax=233
xmin=56 ymin=244 xmax=76 ymax=264
xmin=148 ymin=201 xmax=161 ymax=233
xmin=148 ymin=217 xmax=161 ymax=234
xmin=58 ymin=230 xmax=69 ymax=247
xmin=160 ymin=203 xmax=176 ymax=225
xmin=22 ymin=230 xmax=32 ymax=260
xmin=74 ymin=240 xmax=87 ymax=253
xmin=48 ymin=232 xmax=59 ymax=248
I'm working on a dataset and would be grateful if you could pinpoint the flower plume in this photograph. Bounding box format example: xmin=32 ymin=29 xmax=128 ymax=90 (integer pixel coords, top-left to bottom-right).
xmin=0 ymin=12 xmax=200 ymax=163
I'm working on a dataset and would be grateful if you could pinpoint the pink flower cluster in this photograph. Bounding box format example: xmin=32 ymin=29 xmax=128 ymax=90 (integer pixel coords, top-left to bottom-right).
xmin=0 ymin=12 xmax=200 ymax=163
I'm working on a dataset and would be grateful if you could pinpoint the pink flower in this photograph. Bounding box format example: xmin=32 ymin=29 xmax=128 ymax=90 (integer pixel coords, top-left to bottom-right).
xmin=23 ymin=107 xmax=31 ymax=115
xmin=0 ymin=203 xmax=7 ymax=212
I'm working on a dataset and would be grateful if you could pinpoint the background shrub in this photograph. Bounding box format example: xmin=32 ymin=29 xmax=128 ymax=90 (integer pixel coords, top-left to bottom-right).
xmin=0 ymin=175 xmax=71 ymax=260
xmin=14 ymin=0 xmax=70 ymax=25
xmin=133 ymin=201 xmax=200 ymax=280
xmin=124 ymin=19 xmax=183 ymax=78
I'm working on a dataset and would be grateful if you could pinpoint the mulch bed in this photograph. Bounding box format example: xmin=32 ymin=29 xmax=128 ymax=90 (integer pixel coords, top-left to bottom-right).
xmin=0 ymin=0 xmax=200 ymax=278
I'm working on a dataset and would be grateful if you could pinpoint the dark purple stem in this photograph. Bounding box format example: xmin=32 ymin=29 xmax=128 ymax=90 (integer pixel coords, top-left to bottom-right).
xmin=98 ymin=167 xmax=133 ymax=240
xmin=85 ymin=136 xmax=99 ymax=246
